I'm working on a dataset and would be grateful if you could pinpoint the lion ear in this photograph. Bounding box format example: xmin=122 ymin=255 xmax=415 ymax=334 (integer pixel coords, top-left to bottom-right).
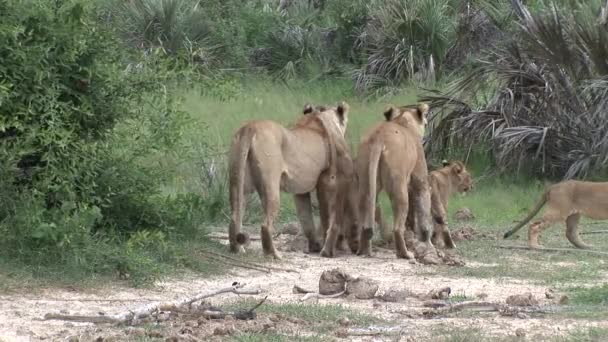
xmin=303 ymin=103 xmax=314 ymax=115
xmin=417 ymin=102 xmax=430 ymax=125
xmin=383 ymin=105 xmax=397 ymax=121
xmin=452 ymin=161 xmax=463 ymax=174
xmin=337 ymin=101 xmax=349 ymax=124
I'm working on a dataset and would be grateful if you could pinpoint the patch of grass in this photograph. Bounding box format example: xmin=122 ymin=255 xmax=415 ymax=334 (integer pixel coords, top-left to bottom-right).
xmin=449 ymin=293 xmax=473 ymax=303
xmin=224 ymin=299 xmax=380 ymax=333
xmin=568 ymin=284 xmax=608 ymax=306
xmin=554 ymin=327 xmax=608 ymax=342
xmin=231 ymin=332 xmax=326 ymax=342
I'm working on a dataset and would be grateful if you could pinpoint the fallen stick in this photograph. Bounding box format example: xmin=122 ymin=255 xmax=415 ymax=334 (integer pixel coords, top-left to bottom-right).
xmin=200 ymin=249 xmax=298 ymax=273
xmin=495 ymin=245 xmax=608 ymax=256
xmin=43 ymin=283 xmax=263 ymax=325
xmin=300 ymin=290 xmax=345 ymax=302
xmin=292 ymin=285 xmax=314 ymax=294
xmin=343 ymin=326 xmax=405 ymax=337
xmin=581 ymin=230 xmax=608 ymax=235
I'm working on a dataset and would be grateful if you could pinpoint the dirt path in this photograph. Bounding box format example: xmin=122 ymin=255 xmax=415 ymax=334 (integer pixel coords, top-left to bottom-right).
xmin=0 ymin=235 xmax=605 ymax=341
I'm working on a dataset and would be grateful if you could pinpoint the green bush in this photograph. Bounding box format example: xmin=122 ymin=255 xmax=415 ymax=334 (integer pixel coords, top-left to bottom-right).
xmin=0 ymin=0 xmax=207 ymax=284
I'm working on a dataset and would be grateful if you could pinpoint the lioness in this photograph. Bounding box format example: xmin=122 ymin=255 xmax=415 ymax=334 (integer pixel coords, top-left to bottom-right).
xmin=427 ymin=160 xmax=473 ymax=248
xmin=503 ymin=180 xmax=607 ymax=249
xmin=228 ymin=102 xmax=350 ymax=259
xmin=355 ymin=103 xmax=435 ymax=259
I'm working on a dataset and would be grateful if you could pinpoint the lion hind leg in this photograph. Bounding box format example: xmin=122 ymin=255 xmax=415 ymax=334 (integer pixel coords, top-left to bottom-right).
xmin=389 ymin=184 xmax=415 ymax=260
xmin=257 ymin=181 xmax=282 ymax=260
xmin=294 ymin=193 xmax=321 ymax=253
xmin=565 ymin=213 xmax=591 ymax=249
xmin=528 ymin=220 xmax=550 ymax=249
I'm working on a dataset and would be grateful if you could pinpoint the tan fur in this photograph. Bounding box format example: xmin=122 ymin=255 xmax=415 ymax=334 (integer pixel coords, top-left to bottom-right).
xmin=228 ymin=102 xmax=350 ymax=259
xmin=353 ymin=103 xmax=434 ymax=259
xmin=427 ymin=160 xmax=473 ymax=248
xmin=503 ymin=180 xmax=608 ymax=249
xmin=319 ymin=156 xmax=385 ymax=257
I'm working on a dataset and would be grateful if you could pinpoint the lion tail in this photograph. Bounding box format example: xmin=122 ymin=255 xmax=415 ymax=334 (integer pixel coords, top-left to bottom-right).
xmin=228 ymin=125 xmax=255 ymax=249
xmin=360 ymin=141 xmax=383 ymax=240
xmin=503 ymin=190 xmax=549 ymax=239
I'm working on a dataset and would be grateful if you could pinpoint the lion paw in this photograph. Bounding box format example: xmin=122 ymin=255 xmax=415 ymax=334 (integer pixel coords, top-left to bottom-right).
xmin=320 ymin=247 xmax=334 ymax=258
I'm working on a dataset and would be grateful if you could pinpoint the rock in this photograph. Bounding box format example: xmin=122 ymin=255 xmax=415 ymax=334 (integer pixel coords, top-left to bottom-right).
xmin=319 ymin=268 xmax=352 ymax=295
xmin=67 ymin=337 xmax=79 ymax=342
xmin=125 ymin=328 xmax=146 ymax=337
xmin=515 ymin=328 xmax=526 ymax=337
xmin=213 ymin=327 xmax=228 ymax=336
xmin=559 ymin=295 xmax=570 ymax=305
xmin=428 ymin=287 xmax=451 ymax=300
xmin=506 ymin=293 xmax=538 ymax=307
xmin=346 ymin=276 xmax=379 ymax=299
xmin=454 ymin=208 xmax=475 ymax=221
xmin=378 ymin=288 xmax=410 ymax=303
xmin=477 ymin=293 xmax=489 ymax=300
xmin=338 ymin=317 xmax=351 ymax=327
xmin=545 ymin=288 xmax=555 ymax=299
xmin=282 ymin=222 xmax=300 ymax=235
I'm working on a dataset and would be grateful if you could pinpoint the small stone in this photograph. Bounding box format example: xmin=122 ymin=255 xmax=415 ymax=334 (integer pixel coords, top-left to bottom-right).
xmin=67 ymin=337 xmax=79 ymax=342
xmin=429 ymin=287 xmax=451 ymax=300
xmin=147 ymin=331 xmax=164 ymax=338
xmin=559 ymin=295 xmax=570 ymax=305
xmin=282 ymin=222 xmax=300 ymax=235
xmin=454 ymin=208 xmax=475 ymax=221
xmin=125 ymin=328 xmax=146 ymax=337
xmin=506 ymin=293 xmax=538 ymax=307
xmin=545 ymin=288 xmax=555 ymax=299
xmin=64 ymin=323 xmax=74 ymax=328
xmin=60 ymin=309 xmax=69 ymax=315
xmin=346 ymin=276 xmax=379 ymax=299
xmin=213 ymin=327 xmax=227 ymax=336
xmin=338 ymin=317 xmax=351 ymax=327
xmin=477 ymin=293 xmax=489 ymax=300
xmin=335 ymin=328 xmax=348 ymax=338
xmin=515 ymin=328 xmax=526 ymax=337
xmin=165 ymin=337 xmax=179 ymax=342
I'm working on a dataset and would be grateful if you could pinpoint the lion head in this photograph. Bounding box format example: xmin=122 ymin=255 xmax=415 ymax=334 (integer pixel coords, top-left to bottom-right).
xmin=384 ymin=103 xmax=429 ymax=136
xmin=442 ymin=160 xmax=473 ymax=193
xmin=302 ymin=102 xmax=350 ymax=137
xmin=382 ymin=103 xmax=429 ymax=136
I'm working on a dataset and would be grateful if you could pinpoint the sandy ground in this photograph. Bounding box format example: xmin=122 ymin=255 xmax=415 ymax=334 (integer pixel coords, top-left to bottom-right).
xmin=0 ymin=234 xmax=605 ymax=342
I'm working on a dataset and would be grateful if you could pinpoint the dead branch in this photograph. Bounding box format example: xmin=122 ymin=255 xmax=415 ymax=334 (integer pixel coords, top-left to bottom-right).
xmin=581 ymin=230 xmax=608 ymax=235
xmin=300 ymin=290 xmax=345 ymax=302
xmin=43 ymin=283 xmax=263 ymax=325
xmin=292 ymin=285 xmax=314 ymax=294
xmin=495 ymin=244 xmax=608 ymax=256
xmin=423 ymin=301 xmax=553 ymax=319
xmin=423 ymin=301 xmax=504 ymax=318
xmin=342 ymin=326 xmax=406 ymax=337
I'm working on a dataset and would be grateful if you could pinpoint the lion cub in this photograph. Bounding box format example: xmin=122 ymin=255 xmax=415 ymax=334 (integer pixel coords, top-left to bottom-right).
xmin=428 ymin=160 xmax=473 ymax=248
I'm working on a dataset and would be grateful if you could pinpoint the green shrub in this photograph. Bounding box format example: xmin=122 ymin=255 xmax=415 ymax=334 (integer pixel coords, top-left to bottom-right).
xmin=0 ymin=0 xmax=208 ymax=284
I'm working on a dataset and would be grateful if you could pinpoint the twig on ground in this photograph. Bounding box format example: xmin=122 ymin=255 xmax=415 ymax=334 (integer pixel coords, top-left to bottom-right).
xmin=495 ymin=244 xmax=608 ymax=256
xmin=581 ymin=230 xmax=608 ymax=235
xmin=423 ymin=301 xmax=553 ymax=319
xmin=342 ymin=326 xmax=405 ymax=337
xmin=293 ymin=285 xmax=314 ymax=294
xmin=43 ymin=283 xmax=263 ymax=325
xmin=300 ymin=290 xmax=345 ymax=302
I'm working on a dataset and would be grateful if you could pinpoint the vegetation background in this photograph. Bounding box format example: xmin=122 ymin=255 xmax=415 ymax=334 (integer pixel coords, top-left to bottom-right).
xmin=1 ymin=0 xmax=608 ymax=286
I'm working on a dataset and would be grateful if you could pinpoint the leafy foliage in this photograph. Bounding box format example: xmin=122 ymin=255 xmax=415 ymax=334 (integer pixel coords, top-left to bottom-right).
xmin=0 ymin=0 xmax=207 ymax=284
xmin=424 ymin=0 xmax=608 ymax=179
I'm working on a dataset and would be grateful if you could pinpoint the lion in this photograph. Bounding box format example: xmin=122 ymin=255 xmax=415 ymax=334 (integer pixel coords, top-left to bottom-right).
xmin=354 ymin=103 xmax=435 ymax=259
xmin=320 ymin=156 xmax=385 ymax=257
xmin=503 ymin=180 xmax=608 ymax=249
xmin=427 ymin=160 xmax=473 ymax=248
xmin=228 ymin=102 xmax=350 ymax=259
